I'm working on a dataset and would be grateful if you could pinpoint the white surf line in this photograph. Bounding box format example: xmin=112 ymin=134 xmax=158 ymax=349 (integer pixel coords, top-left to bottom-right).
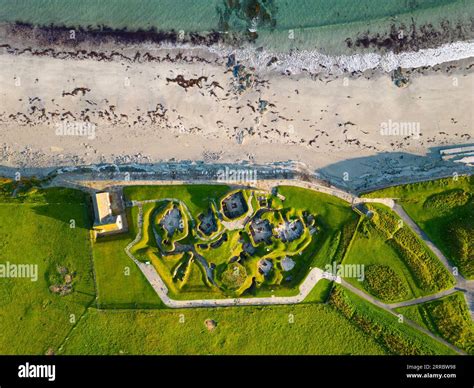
xmin=209 ymin=40 xmax=474 ymax=75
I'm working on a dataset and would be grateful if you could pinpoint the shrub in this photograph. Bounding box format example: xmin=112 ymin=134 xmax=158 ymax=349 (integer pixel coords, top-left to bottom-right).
xmin=445 ymin=217 xmax=474 ymax=278
xmin=328 ymin=286 xmax=355 ymax=319
xmin=368 ymin=207 xmax=453 ymax=293
xmin=369 ymin=206 xmax=400 ymax=236
xmin=423 ymin=189 xmax=470 ymax=212
xmin=421 ymin=293 xmax=474 ymax=354
xmin=392 ymin=228 xmax=453 ymax=292
xmin=329 ymin=286 xmax=427 ymax=355
xmin=332 ymin=218 xmax=359 ymax=263
xmin=362 ymin=265 xmax=408 ymax=302
xmin=220 ymin=262 xmax=247 ymax=290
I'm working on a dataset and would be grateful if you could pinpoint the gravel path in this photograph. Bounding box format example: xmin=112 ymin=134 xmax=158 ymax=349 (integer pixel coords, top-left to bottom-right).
xmin=341 ymin=279 xmax=466 ymax=355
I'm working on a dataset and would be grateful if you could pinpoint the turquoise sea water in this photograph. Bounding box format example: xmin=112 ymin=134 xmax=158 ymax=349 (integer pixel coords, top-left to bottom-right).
xmin=0 ymin=0 xmax=471 ymax=53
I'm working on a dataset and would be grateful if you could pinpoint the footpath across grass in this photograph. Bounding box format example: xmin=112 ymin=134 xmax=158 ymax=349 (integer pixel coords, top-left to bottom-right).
xmin=1 ymin=177 xmax=466 ymax=355
xmin=343 ymin=219 xmax=418 ymax=302
xmin=343 ymin=203 xmax=454 ymax=301
xmin=328 ymin=285 xmax=457 ymax=355
xmin=396 ymin=292 xmax=474 ymax=354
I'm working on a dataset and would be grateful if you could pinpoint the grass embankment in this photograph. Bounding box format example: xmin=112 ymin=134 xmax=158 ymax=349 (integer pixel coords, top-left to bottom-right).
xmin=277 ymin=186 xmax=359 ymax=270
xmin=396 ymin=292 xmax=474 ymax=354
xmin=363 ymin=176 xmax=473 ymax=279
xmin=125 ymin=185 xmax=230 ymax=300
xmin=124 ymin=184 xmax=230 ymax=219
xmin=1 ymin=178 xmax=459 ymax=356
xmin=303 ymin=279 xmax=333 ymax=303
xmin=58 ymin=282 xmax=457 ymax=356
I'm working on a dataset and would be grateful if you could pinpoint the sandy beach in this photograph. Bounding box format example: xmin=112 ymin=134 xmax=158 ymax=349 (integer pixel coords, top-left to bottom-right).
xmin=0 ymin=28 xmax=473 ymax=186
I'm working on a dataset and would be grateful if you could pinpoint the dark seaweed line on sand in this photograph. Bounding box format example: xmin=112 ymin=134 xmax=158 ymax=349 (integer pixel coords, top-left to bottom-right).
xmin=0 ymin=43 xmax=216 ymax=65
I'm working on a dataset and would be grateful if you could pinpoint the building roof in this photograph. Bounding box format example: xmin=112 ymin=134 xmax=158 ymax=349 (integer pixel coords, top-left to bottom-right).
xmin=93 ymin=192 xmax=113 ymax=224
xmin=281 ymin=256 xmax=296 ymax=272
xmin=93 ymin=215 xmax=123 ymax=233
xmin=91 ymin=191 xmax=127 ymax=237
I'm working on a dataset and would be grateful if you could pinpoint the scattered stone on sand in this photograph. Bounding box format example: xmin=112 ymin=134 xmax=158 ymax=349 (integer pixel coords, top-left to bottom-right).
xmin=391 ymin=67 xmax=410 ymax=88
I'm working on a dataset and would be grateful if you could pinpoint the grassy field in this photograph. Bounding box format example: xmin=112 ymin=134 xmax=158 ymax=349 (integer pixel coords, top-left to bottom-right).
xmin=363 ymin=176 xmax=473 ymax=279
xmin=86 ymin=201 xmax=164 ymax=308
xmin=92 ymin=235 xmax=163 ymax=309
xmin=58 ymin=281 xmax=457 ymax=355
xmin=0 ymin=179 xmax=96 ymax=354
xmin=396 ymin=292 xmax=474 ymax=354
xmin=329 ymin=285 xmax=457 ymax=355
xmin=367 ymin=204 xmax=453 ymax=293
xmin=343 ymin=202 xmax=455 ymax=302
xmin=0 ymin=178 xmax=467 ymax=355
xmin=343 ymin=219 xmax=416 ymax=302
xmin=303 ymin=278 xmax=333 ymax=303
xmin=58 ymin=303 xmax=388 ymax=355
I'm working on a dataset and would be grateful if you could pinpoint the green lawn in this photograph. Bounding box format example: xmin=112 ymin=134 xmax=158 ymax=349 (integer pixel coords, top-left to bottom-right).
xmin=343 ymin=200 xmax=456 ymax=302
xmin=343 ymin=219 xmax=419 ymax=302
xmin=0 ymin=183 xmax=95 ymax=354
xmin=195 ymin=230 xmax=242 ymax=266
xmin=363 ymin=176 xmax=473 ymax=279
xmin=396 ymin=292 xmax=474 ymax=354
xmin=303 ymin=278 xmax=333 ymax=303
xmin=58 ymin=282 xmax=458 ymax=356
xmin=58 ymin=303 xmax=387 ymax=355
xmin=92 ymin=235 xmax=163 ymax=309
xmin=0 ymin=177 xmax=468 ymax=356
xmin=88 ymin=202 xmax=165 ymax=308
xmin=353 ymin=203 xmax=454 ymax=296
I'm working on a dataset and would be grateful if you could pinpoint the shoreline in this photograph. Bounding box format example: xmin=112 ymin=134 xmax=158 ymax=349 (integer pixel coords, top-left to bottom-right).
xmin=212 ymin=40 xmax=474 ymax=76
xmin=2 ymin=20 xmax=474 ymax=76
xmin=1 ymin=19 xmax=473 ymax=193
